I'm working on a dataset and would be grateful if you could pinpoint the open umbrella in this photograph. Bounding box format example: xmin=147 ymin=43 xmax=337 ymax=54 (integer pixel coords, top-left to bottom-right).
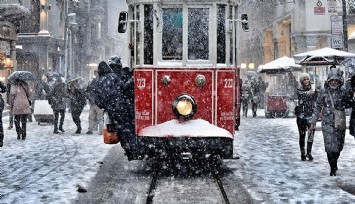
xmin=65 ymin=76 xmax=81 ymax=84
xmin=8 ymin=71 xmax=35 ymax=82
xmin=243 ymin=71 xmax=257 ymax=78
xmin=46 ymin=71 xmax=60 ymax=78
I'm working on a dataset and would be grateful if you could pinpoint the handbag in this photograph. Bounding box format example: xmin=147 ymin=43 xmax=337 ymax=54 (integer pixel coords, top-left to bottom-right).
xmin=103 ymin=113 xmax=120 ymax=144
xmin=328 ymin=91 xmax=346 ymax=130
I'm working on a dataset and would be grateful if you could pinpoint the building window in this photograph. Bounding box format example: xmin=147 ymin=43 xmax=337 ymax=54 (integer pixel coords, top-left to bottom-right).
xmin=188 ymin=8 xmax=209 ymax=60
xmin=162 ymin=8 xmax=183 ymax=60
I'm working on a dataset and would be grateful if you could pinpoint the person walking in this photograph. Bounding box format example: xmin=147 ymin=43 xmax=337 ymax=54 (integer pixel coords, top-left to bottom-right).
xmin=310 ymin=68 xmax=352 ymax=176
xmin=0 ymin=81 xmax=7 ymax=147
xmin=85 ymin=70 xmax=103 ymax=134
xmin=241 ymin=79 xmax=252 ymax=117
xmin=347 ymin=71 xmax=355 ymax=138
xmin=296 ymin=73 xmax=318 ymax=161
xmin=251 ymin=77 xmax=261 ymax=117
xmin=48 ymin=77 xmax=66 ymax=134
xmin=6 ymin=83 xmax=13 ymax=130
xmin=67 ymin=78 xmax=87 ymax=134
xmin=9 ymin=79 xmax=31 ymax=140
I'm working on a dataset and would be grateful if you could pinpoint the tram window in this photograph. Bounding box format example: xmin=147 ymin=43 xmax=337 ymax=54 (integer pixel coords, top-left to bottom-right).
xmin=162 ymin=8 xmax=183 ymax=60
xmin=217 ymin=5 xmax=226 ymax=64
xmin=188 ymin=8 xmax=209 ymax=60
xmin=144 ymin=5 xmax=153 ymax=65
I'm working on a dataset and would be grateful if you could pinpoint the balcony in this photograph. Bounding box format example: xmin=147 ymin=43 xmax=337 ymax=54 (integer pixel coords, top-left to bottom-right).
xmin=0 ymin=1 xmax=30 ymax=22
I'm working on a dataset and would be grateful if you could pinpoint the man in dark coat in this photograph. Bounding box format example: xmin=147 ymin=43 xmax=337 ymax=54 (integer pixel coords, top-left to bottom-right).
xmin=311 ymin=68 xmax=353 ymax=176
xmin=48 ymin=77 xmax=66 ymax=134
xmin=346 ymin=72 xmax=355 ymax=137
xmin=94 ymin=61 xmax=138 ymax=160
xmin=67 ymin=79 xmax=86 ymax=134
xmin=0 ymin=81 xmax=6 ymax=147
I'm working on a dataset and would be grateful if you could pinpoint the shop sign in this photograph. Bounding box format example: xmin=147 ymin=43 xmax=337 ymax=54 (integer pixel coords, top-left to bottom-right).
xmin=0 ymin=22 xmax=17 ymax=41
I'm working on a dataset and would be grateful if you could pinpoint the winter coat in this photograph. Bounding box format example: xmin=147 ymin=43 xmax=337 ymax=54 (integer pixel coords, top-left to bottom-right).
xmin=9 ymin=81 xmax=31 ymax=115
xmin=241 ymin=81 xmax=252 ymax=103
xmin=67 ymin=86 xmax=86 ymax=112
xmin=0 ymin=81 xmax=6 ymax=111
xmin=312 ymin=69 xmax=352 ymax=153
xmin=296 ymin=85 xmax=318 ymax=118
xmin=120 ymin=67 xmax=134 ymax=104
xmin=85 ymin=77 xmax=98 ymax=105
xmin=346 ymin=73 xmax=355 ymax=136
xmin=94 ymin=61 xmax=123 ymax=111
xmin=48 ymin=78 xmax=66 ymax=110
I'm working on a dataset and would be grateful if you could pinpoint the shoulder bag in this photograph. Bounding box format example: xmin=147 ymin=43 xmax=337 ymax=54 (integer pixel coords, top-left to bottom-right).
xmin=328 ymin=91 xmax=346 ymax=130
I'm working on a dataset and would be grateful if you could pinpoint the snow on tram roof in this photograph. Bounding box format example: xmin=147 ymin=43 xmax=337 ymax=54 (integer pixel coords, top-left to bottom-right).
xmin=139 ymin=119 xmax=233 ymax=138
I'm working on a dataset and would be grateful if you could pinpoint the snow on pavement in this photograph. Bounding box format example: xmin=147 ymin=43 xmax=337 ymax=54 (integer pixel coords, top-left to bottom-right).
xmin=227 ymin=109 xmax=355 ymax=203
xmin=0 ymin=106 xmax=114 ymax=203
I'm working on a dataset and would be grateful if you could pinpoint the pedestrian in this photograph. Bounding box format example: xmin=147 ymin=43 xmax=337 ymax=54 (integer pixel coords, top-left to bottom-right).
xmin=310 ymin=68 xmax=352 ymax=176
xmin=48 ymin=77 xmax=66 ymax=134
xmin=94 ymin=61 xmax=138 ymax=160
xmin=257 ymin=76 xmax=267 ymax=108
xmin=67 ymin=78 xmax=87 ymax=134
xmin=6 ymin=83 xmax=13 ymax=130
xmin=296 ymin=73 xmax=318 ymax=161
xmin=241 ymin=79 xmax=252 ymax=117
xmin=235 ymin=78 xmax=243 ymax=130
xmin=0 ymin=80 xmax=7 ymax=147
xmin=251 ymin=77 xmax=261 ymax=117
xmin=9 ymin=79 xmax=31 ymax=140
xmin=347 ymin=71 xmax=355 ymax=138
xmin=85 ymin=70 xmax=103 ymax=134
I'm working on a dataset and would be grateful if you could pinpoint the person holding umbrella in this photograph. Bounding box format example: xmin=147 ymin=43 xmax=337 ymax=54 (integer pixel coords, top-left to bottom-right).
xmin=9 ymin=79 xmax=32 ymax=140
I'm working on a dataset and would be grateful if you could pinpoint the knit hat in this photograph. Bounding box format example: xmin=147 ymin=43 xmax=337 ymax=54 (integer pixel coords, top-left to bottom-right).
xmin=299 ymin=73 xmax=310 ymax=83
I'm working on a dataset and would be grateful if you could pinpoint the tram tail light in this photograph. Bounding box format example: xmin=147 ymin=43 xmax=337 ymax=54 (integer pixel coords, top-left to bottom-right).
xmin=172 ymin=94 xmax=197 ymax=120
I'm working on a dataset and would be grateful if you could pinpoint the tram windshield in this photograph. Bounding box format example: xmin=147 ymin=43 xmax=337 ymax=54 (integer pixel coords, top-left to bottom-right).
xmin=162 ymin=8 xmax=183 ymax=60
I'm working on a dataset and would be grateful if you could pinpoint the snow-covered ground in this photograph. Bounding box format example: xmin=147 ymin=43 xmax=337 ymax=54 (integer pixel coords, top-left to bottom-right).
xmin=228 ymin=109 xmax=355 ymax=203
xmin=1 ymin=107 xmax=355 ymax=203
xmin=0 ymin=106 xmax=113 ymax=203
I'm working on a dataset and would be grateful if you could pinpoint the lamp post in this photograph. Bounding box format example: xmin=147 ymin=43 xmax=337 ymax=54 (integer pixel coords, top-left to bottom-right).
xmin=342 ymin=0 xmax=348 ymax=51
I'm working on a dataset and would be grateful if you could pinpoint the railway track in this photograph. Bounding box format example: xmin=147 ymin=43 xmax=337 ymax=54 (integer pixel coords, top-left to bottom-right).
xmin=145 ymin=157 xmax=231 ymax=204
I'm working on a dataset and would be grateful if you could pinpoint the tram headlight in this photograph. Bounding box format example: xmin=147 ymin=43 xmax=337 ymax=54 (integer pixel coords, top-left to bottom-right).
xmin=172 ymin=94 xmax=197 ymax=120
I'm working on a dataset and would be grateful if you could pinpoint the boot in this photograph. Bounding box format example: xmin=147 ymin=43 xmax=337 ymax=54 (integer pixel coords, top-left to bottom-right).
xmin=53 ymin=126 xmax=59 ymax=134
xmin=327 ymin=153 xmax=337 ymax=176
xmin=59 ymin=125 xmax=65 ymax=132
xmin=75 ymin=122 xmax=82 ymax=134
xmin=306 ymin=142 xmax=313 ymax=161
xmin=300 ymin=146 xmax=306 ymax=161
xmin=15 ymin=123 xmax=21 ymax=140
xmin=22 ymin=123 xmax=26 ymax=140
xmin=0 ymin=133 xmax=3 ymax=147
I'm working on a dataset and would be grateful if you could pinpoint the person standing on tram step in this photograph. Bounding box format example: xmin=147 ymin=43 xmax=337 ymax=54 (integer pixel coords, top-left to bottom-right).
xmin=48 ymin=77 xmax=66 ymax=134
xmin=0 ymin=81 xmax=7 ymax=147
xmin=67 ymin=78 xmax=87 ymax=134
xmin=9 ymin=79 xmax=31 ymax=140
xmin=296 ymin=73 xmax=318 ymax=161
xmin=310 ymin=68 xmax=353 ymax=176
xmin=94 ymin=61 xmax=138 ymax=161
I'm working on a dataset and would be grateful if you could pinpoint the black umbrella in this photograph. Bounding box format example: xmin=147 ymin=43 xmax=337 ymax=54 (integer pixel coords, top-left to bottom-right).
xmin=8 ymin=71 xmax=35 ymax=82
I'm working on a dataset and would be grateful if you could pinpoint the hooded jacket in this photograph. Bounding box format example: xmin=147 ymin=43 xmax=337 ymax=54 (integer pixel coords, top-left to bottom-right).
xmin=94 ymin=61 xmax=123 ymax=110
xmin=312 ymin=68 xmax=352 ymax=152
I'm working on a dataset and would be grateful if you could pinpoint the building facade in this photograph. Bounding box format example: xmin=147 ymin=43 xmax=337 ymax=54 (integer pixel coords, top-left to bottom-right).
xmin=238 ymin=0 xmax=355 ymax=70
xmin=0 ymin=0 xmax=30 ymax=82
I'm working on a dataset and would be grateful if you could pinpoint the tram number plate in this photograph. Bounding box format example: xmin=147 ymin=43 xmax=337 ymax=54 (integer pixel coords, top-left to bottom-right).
xmin=224 ymin=78 xmax=233 ymax=88
xmin=137 ymin=78 xmax=146 ymax=89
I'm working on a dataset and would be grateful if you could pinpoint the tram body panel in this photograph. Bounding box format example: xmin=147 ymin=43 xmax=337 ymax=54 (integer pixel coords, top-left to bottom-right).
xmin=134 ymin=67 xmax=236 ymax=137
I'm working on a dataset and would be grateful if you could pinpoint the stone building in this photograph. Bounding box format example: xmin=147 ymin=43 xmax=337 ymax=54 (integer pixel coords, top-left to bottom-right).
xmin=13 ymin=0 xmax=119 ymax=82
xmin=238 ymin=0 xmax=355 ymax=70
xmin=0 ymin=0 xmax=30 ymax=82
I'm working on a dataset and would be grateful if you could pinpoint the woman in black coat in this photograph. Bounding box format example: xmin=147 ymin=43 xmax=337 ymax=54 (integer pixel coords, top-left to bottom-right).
xmin=311 ymin=68 xmax=353 ymax=176
xmin=346 ymin=72 xmax=355 ymax=137
xmin=296 ymin=73 xmax=318 ymax=161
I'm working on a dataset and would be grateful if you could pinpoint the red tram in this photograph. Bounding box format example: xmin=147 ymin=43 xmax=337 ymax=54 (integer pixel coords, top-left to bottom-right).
xmin=118 ymin=0 xmax=246 ymax=160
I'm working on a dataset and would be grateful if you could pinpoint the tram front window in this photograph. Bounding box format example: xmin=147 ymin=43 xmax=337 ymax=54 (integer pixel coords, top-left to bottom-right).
xmin=162 ymin=8 xmax=183 ymax=60
xmin=188 ymin=8 xmax=209 ymax=60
